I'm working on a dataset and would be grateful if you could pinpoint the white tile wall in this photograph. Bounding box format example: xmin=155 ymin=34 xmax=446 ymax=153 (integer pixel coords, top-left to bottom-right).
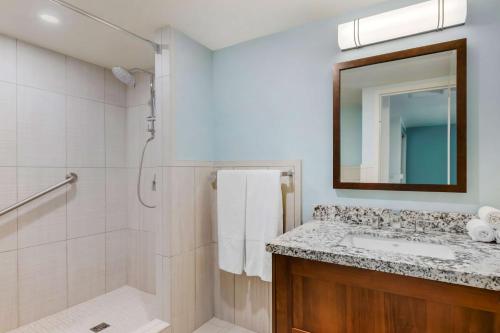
xmin=66 ymin=57 xmax=105 ymax=101
xmin=18 ymin=241 xmax=67 ymax=325
xmin=140 ymin=167 xmax=162 ymax=233
xmin=128 ymin=230 xmax=156 ymax=294
xmin=106 ymin=230 xmax=128 ymax=292
xmin=195 ymin=245 xmax=215 ymax=328
xmin=105 ymin=104 xmax=127 ymax=167
xmin=66 ymin=96 xmax=105 ymax=167
xmin=127 ymin=71 xmax=151 ymax=107
xmin=0 ymin=81 xmax=17 ymax=166
xmin=0 ymin=250 xmax=17 ymax=332
xmin=126 ymin=105 xmax=149 ymax=168
xmin=17 ymin=41 xmax=66 ymax=93
xmin=67 ymin=168 xmax=106 ymax=238
xmin=105 ymin=69 xmax=127 ymax=107
xmin=68 ymin=234 xmax=106 ymax=306
xmin=0 ymin=34 xmax=16 ymax=83
xmin=106 ymin=168 xmax=128 ymax=231
xmin=17 ymin=167 xmax=67 ymax=248
xmin=17 ymin=86 xmax=66 ymax=167
xmin=128 ymin=168 xmax=142 ymax=230
xmin=162 ymin=167 xmax=195 ymax=257
xmin=0 ymin=37 xmax=136 ymax=331
xmin=155 ymin=254 xmax=171 ymax=322
xmin=195 ymin=167 xmax=216 ymax=247
xmin=0 ymin=167 xmax=17 ymax=252
xmin=171 ymin=250 xmax=196 ymax=333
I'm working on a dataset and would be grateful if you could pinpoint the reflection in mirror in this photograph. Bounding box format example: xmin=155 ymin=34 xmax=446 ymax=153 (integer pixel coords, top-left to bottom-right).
xmin=340 ymin=50 xmax=457 ymax=185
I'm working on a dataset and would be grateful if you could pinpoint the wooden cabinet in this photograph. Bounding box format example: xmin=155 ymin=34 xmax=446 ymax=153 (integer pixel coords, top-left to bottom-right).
xmin=272 ymin=254 xmax=500 ymax=333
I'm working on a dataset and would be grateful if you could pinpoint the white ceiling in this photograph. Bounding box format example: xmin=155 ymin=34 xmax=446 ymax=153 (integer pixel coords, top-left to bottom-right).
xmin=341 ymin=51 xmax=457 ymax=106
xmin=390 ymin=89 xmax=457 ymax=128
xmin=0 ymin=0 xmax=385 ymax=69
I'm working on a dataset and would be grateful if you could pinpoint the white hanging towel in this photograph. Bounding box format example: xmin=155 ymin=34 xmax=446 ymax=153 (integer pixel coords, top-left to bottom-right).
xmin=245 ymin=170 xmax=283 ymax=282
xmin=217 ymin=170 xmax=247 ymax=275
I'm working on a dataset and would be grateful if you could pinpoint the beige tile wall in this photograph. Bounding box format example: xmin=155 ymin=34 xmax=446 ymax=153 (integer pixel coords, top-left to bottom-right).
xmin=154 ymin=165 xmax=217 ymax=333
xmin=153 ymin=160 xmax=301 ymax=333
xmin=0 ymin=28 xmax=299 ymax=333
xmin=124 ymin=59 xmax=165 ymax=297
xmin=0 ymin=34 xmax=129 ymax=332
xmin=211 ymin=161 xmax=302 ymax=333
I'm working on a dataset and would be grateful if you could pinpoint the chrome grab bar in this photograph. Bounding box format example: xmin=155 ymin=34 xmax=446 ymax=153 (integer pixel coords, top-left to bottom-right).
xmin=0 ymin=173 xmax=78 ymax=217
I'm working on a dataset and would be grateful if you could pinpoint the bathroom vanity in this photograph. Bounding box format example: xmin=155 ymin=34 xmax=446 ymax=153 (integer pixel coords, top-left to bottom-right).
xmin=267 ymin=221 xmax=500 ymax=333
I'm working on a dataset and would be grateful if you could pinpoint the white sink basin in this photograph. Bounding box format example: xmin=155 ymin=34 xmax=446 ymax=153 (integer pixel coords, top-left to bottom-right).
xmin=340 ymin=234 xmax=455 ymax=260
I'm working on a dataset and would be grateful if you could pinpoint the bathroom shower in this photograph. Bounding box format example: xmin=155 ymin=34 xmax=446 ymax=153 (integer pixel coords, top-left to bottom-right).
xmin=112 ymin=67 xmax=157 ymax=208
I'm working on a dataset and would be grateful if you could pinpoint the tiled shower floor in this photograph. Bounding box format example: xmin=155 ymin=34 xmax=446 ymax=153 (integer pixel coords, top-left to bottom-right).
xmin=8 ymin=286 xmax=168 ymax=333
xmin=194 ymin=318 xmax=256 ymax=333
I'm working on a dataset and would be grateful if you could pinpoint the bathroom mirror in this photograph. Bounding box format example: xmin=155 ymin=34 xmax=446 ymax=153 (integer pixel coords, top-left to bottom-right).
xmin=333 ymin=39 xmax=467 ymax=192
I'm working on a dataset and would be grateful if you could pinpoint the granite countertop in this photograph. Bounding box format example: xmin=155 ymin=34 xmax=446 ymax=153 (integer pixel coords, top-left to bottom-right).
xmin=266 ymin=221 xmax=500 ymax=291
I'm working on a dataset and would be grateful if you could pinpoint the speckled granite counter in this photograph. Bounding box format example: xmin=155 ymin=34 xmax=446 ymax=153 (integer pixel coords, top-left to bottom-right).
xmin=266 ymin=221 xmax=500 ymax=291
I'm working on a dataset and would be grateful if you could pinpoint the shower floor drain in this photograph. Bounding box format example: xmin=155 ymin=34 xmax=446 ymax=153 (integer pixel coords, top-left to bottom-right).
xmin=90 ymin=323 xmax=110 ymax=332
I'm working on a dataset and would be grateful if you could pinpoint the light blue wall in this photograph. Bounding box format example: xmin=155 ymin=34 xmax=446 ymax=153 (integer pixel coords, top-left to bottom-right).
xmin=212 ymin=0 xmax=500 ymax=220
xmin=173 ymin=30 xmax=215 ymax=160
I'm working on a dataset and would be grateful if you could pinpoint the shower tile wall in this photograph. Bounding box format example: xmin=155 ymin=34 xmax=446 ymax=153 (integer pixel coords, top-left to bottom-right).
xmin=0 ymin=34 xmax=129 ymax=331
xmin=125 ymin=71 xmax=159 ymax=295
xmin=147 ymin=27 xmax=220 ymax=333
xmin=152 ymin=164 xmax=217 ymax=333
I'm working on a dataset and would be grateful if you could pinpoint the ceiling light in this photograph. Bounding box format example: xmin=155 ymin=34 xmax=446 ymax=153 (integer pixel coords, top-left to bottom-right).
xmin=39 ymin=14 xmax=60 ymax=24
xmin=338 ymin=0 xmax=467 ymax=50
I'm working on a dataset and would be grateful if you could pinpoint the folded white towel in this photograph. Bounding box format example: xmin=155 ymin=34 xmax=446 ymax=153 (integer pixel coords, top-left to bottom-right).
xmin=478 ymin=206 xmax=500 ymax=224
xmin=244 ymin=170 xmax=283 ymax=282
xmin=466 ymin=219 xmax=495 ymax=243
xmin=217 ymin=170 xmax=247 ymax=275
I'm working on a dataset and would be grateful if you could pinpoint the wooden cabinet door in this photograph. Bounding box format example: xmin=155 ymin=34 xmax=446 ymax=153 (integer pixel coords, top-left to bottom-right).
xmin=273 ymin=255 xmax=500 ymax=333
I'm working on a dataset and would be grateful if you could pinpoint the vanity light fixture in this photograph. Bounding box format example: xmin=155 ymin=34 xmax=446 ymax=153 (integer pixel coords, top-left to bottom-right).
xmin=39 ymin=13 xmax=60 ymax=24
xmin=338 ymin=0 xmax=467 ymax=50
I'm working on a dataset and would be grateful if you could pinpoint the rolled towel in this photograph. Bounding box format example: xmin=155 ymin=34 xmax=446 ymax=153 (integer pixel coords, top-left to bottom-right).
xmin=466 ymin=219 xmax=495 ymax=242
xmin=478 ymin=206 xmax=500 ymax=224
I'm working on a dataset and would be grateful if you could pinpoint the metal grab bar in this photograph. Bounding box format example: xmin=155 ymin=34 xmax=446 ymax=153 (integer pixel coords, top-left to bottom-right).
xmin=0 ymin=173 xmax=78 ymax=217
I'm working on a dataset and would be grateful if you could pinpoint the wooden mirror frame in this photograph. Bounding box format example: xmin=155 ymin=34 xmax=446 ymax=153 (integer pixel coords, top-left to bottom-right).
xmin=333 ymin=39 xmax=467 ymax=192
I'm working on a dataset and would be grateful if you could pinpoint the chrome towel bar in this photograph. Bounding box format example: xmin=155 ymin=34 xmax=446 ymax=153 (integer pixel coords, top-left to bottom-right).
xmin=209 ymin=170 xmax=293 ymax=190
xmin=0 ymin=173 xmax=78 ymax=217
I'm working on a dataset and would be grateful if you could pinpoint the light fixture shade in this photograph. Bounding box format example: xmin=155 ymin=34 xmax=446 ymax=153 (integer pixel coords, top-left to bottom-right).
xmin=338 ymin=0 xmax=467 ymax=50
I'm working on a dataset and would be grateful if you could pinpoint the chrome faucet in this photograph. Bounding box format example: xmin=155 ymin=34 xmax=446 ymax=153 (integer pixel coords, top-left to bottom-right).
xmin=415 ymin=220 xmax=427 ymax=233
xmin=387 ymin=211 xmax=401 ymax=229
xmin=369 ymin=216 xmax=383 ymax=229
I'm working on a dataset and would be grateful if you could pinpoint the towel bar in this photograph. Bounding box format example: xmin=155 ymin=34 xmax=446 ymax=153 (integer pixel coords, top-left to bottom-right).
xmin=209 ymin=170 xmax=293 ymax=190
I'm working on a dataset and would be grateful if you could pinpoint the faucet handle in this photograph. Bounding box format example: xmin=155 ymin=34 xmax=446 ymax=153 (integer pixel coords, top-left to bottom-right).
xmin=415 ymin=220 xmax=428 ymax=233
xmin=389 ymin=213 xmax=401 ymax=229
xmin=368 ymin=216 xmax=382 ymax=229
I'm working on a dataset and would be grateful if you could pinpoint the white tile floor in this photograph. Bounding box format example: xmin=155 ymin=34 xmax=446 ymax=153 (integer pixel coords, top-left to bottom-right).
xmin=194 ymin=318 xmax=256 ymax=333
xmin=8 ymin=286 xmax=168 ymax=333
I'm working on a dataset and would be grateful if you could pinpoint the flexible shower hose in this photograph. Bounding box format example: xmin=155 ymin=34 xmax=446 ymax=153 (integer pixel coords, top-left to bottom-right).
xmin=137 ymin=135 xmax=156 ymax=208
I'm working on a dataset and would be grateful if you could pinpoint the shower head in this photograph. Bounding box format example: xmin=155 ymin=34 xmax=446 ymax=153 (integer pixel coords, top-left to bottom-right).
xmin=112 ymin=66 xmax=136 ymax=87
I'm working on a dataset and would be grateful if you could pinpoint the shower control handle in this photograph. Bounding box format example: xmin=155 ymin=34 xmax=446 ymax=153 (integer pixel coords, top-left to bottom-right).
xmin=146 ymin=116 xmax=155 ymax=135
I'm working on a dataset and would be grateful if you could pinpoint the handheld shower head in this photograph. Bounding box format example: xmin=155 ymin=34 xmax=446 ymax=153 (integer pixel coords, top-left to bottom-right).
xmin=112 ymin=66 xmax=136 ymax=87
xmin=112 ymin=65 xmax=157 ymax=209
